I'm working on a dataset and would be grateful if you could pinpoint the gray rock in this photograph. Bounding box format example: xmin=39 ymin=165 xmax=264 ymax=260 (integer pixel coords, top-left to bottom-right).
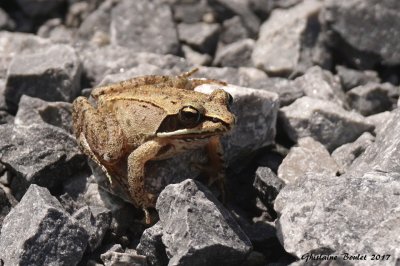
xmin=332 ymin=132 xmax=375 ymax=174
xmin=101 ymin=248 xmax=148 ymax=266
xmin=324 ymin=0 xmax=400 ymax=67
xmin=5 ymin=44 xmax=81 ymax=112
xmin=293 ymin=66 xmax=346 ymax=108
xmin=274 ymin=171 xmax=400 ymax=265
xmin=219 ymin=16 xmax=250 ymax=45
xmin=366 ymin=111 xmax=394 ymax=136
xmin=15 ymin=95 xmax=73 ymax=133
xmin=79 ymin=46 xmax=191 ymax=85
xmin=347 ymin=82 xmax=397 ymax=116
xmin=213 ymin=38 xmax=255 ymax=67
xmin=177 ymin=22 xmax=220 ymax=54
xmin=253 ymin=167 xmax=285 ymax=212
xmin=275 ymin=108 xmax=400 ymax=263
xmin=77 ymin=0 xmax=117 ymax=44
xmin=252 ymin=0 xmax=323 ymax=76
xmin=137 ymin=222 xmax=169 ymax=266
xmin=259 ymin=78 xmax=304 ymax=107
xmin=156 ymin=179 xmax=252 ymax=266
xmin=170 ymin=0 xmax=212 ymax=24
xmin=73 ymin=206 xmax=112 ymax=252
xmin=208 ymin=0 xmax=260 ymax=36
xmin=181 ymin=45 xmax=212 ymax=66
xmin=194 ymin=66 xmax=270 ymax=89
xmin=196 ymin=83 xmax=279 ymax=163
xmin=97 ymin=65 xmax=174 ymax=87
xmin=279 ymin=96 xmax=374 ymax=151
xmin=335 ymin=65 xmax=380 ymax=91
xmin=110 ymin=0 xmax=179 ymax=54
xmin=65 ymin=1 xmax=91 ymax=28
xmin=0 ymin=184 xmax=88 ymax=265
xmin=37 ymin=18 xmax=75 ymax=44
xmin=0 ymin=32 xmax=52 ymax=79
xmin=278 ymin=137 xmax=339 ymax=184
xmin=349 ymin=108 xmax=400 ymax=176
xmin=0 ymin=186 xmax=13 ymax=227
xmin=16 ymin=0 xmax=65 ymax=17
xmin=0 ymin=124 xmax=85 ymax=190
xmin=0 ymin=111 xmax=13 ymax=125
xmin=0 ymin=8 xmax=15 ymax=30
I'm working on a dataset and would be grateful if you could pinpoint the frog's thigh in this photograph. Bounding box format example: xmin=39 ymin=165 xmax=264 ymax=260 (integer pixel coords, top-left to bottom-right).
xmin=73 ymin=97 xmax=125 ymax=163
xmin=127 ymin=140 xmax=165 ymax=207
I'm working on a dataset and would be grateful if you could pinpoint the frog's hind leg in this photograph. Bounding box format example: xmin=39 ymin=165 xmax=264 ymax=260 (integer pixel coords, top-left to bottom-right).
xmin=73 ymin=96 xmax=126 ymax=184
xmin=193 ymin=136 xmax=226 ymax=202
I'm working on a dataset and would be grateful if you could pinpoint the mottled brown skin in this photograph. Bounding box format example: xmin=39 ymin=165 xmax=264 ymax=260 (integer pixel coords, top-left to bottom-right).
xmin=72 ymin=69 xmax=235 ymax=223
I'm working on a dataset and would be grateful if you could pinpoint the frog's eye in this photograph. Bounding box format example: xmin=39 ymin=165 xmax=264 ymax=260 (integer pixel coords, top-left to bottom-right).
xmin=179 ymin=106 xmax=202 ymax=127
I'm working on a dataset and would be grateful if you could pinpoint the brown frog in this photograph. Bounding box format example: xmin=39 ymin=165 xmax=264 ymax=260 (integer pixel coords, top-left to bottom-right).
xmin=72 ymin=69 xmax=235 ymax=223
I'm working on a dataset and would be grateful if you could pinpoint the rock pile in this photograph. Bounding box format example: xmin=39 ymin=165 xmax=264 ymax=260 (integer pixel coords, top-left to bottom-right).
xmin=0 ymin=0 xmax=399 ymax=265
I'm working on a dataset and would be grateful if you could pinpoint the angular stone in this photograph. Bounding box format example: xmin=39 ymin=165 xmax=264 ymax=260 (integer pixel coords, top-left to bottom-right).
xmin=5 ymin=44 xmax=81 ymax=112
xmin=279 ymin=96 xmax=374 ymax=151
xmin=73 ymin=206 xmax=112 ymax=252
xmin=77 ymin=0 xmax=116 ymax=44
xmin=101 ymin=247 xmax=147 ymax=266
xmin=196 ymin=83 xmax=279 ymax=163
xmin=0 ymin=186 xmax=13 ymax=227
xmin=0 ymin=8 xmax=15 ymax=30
xmin=177 ymin=22 xmax=220 ymax=54
xmin=110 ymin=0 xmax=179 ymax=54
xmin=16 ymin=0 xmax=64 ymax=17
xmin=252 ymin=0 xmax=322 ymax=76
xmin=278 ymin=137 xmax=339 ymax=183
xmin=79 ymin=46 xmax=191 ymax=85
xmin=259 ymin=78 xmax=304 ymax=107
xmin=0 ymin=124 xmax=85 ymax=190
xmin=274 ymin=171 xmax=400 ymax=264
xmin=181 ymin=45 xmax=212 ymax=66
xmin=213 ymin=38 xmax=254 ymax=67
xmin=335 ymin=65 xmax=380 ymax=91
xmin=324 ymin=0 xmax=400 ymax=67
xmin=253 ymin=167 xmax=284 ymax=212
xmin=137 ymin=222 xmax=168 ymax=266
xmin=0 ymin=184 xmax=88 ymax=265
xmin=37 ymin=18 xmax=75 ymax=44
xmin=0 ymin=32 xmax=52 ymax=79
xmin=349 ymin=108 xmax=400 ymax=176
xmin=170 ymin=0 xmax=212 ymax=24
xmin=293 ymin=66 xmax=346 ymax=107
xmin=0 ymin=111 xmax=13 ymax=125
xmin=332 ymin=132 xmax=375 ymax=174
xmin=194 ymin=66 xmax=270 ymax=90
xmin=366 ymin=111 xmax=394 ymax=136
xmin=208 ymin=0 xmax=260 ymax=36
xmin=347 ymin=82 xmax=397 ymax=116
xmin=219 ymin=16 xmax=250 ymax=45
xmin=15 ymin=95 xmax=73 ymax=133
xmin=156 ymin=179 xmax=252 ymax=266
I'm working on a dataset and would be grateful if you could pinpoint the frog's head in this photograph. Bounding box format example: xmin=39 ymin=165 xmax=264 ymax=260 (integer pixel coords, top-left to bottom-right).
xmin=156 ymin=89 xmax=235 ymax=139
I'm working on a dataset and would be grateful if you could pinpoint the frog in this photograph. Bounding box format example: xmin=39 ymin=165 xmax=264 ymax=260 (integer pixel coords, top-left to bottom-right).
xmin=72 ymin=69 xmax=235 ymax=223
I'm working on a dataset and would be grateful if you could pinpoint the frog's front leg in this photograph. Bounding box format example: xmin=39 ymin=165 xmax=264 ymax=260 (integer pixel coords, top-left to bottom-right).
xmin=127 ymin=139 xmax=165 ymax=224
xmin=205 ymin=136 xmax=226 ymax=201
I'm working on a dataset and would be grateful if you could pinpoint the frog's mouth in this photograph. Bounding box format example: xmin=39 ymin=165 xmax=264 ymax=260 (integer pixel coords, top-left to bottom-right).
xmin=156 ymin=117 xmax=232 ymax=138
